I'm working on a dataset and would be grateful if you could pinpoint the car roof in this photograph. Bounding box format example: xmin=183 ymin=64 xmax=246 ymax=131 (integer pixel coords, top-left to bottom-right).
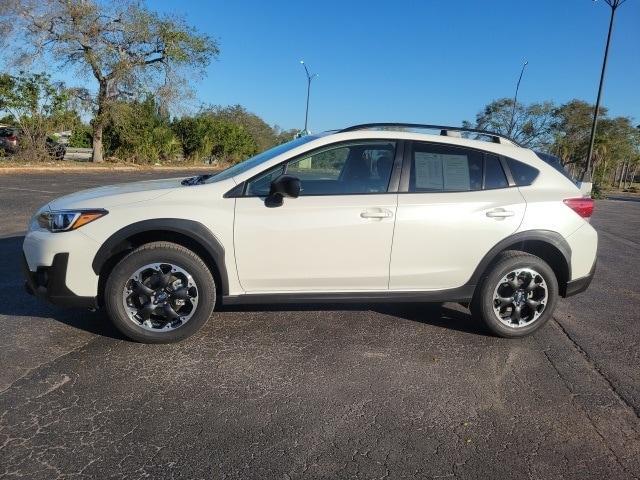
xmin=336 ymin=122 xmax=520 ymax=144
xmin=318 ymin=129 xmax=526 ymax=158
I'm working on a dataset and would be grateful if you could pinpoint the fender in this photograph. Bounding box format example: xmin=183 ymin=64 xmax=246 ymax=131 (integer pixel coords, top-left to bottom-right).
xmin=466 ymin=229 xmax=572 ymax=287
xmin=91 ymin=219 xmax=228 ymax=295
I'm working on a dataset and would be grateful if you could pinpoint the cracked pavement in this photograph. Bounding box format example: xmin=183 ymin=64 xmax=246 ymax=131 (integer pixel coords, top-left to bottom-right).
xmin=1 ymin=172 xmax=639 ymax=479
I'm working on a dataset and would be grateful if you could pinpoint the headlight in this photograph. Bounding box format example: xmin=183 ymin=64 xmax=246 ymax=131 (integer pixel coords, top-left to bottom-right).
xmin=37 ymin=209 xmax=108 ymax=233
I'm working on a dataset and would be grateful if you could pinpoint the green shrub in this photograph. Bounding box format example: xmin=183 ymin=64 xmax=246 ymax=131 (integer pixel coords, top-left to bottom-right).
xmin=68 ymin=125 xmax=92 ymax=148
xmin=591 ymin=183 xmax=604 ymax=199
xmin=172 ymin=115 xmax=257 ymax=164
xmin=104 ymin=96 xmax=182 ymax=163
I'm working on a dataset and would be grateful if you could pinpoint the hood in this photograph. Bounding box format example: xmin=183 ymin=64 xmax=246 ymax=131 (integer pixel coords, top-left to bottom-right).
xmin=47 ymin=177 xmax=185 ymax=210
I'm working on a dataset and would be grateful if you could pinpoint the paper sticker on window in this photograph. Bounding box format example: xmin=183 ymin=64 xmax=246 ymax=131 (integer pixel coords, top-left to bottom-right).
xmin=442 ymin=154 xmax=470 ymax=190
xmin=415 ymin=152 xmax=444 ymax=190
xmin=414 ymin=152 xmax=470 ymax=190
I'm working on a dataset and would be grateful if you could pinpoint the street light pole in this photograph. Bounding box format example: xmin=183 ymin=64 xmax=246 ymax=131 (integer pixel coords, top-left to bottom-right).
xmin=583 ymin=0 xmax=627 ymax=182
xmin=509 ymin=60 xmax=528 ymax=137
xmin=300 ymin=60 xmax=317 ymax=134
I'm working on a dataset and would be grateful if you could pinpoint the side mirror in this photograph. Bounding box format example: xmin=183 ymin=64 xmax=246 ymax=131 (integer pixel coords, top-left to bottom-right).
xmin=266 ymin=174 xmax=301 ymax=207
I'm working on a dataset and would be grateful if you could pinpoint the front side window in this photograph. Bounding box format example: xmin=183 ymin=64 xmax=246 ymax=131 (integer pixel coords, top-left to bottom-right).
xmin=245 ymin=141 xmax=396 ymax=196
xmin=245 ymin=165 xmax=285 ymax=196
xmin=409 ymin=143 xmax=483 ymax=192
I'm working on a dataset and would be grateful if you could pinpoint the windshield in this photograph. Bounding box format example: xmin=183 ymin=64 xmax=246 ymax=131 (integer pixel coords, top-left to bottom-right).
xmin=205 ymin=135 xmax=320 ymax=183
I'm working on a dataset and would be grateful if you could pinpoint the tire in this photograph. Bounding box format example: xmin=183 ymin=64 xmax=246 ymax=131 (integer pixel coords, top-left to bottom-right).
xmin=471 ymin=251 xmax=558 ymax=338
xmin=104 ymin=241 xmax=216 ymax=343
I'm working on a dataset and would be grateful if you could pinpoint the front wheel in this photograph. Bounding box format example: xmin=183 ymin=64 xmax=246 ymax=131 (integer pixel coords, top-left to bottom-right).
xmin=472 ymin=251 xmax=558 ymax=338
xmin=104 ymin=242 xmax=216 ymax=343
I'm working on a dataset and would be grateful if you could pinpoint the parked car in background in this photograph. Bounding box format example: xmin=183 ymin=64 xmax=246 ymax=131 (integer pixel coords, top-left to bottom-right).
xmin=23 ymin=123 xmax=597 ymax=343
xmin=0 ymin=127 xmax=20 ymax=155
xmin=45 ymin=137 xmax=67 ymax=160
xmin=0 ymin=127 xmax=66 ymax=160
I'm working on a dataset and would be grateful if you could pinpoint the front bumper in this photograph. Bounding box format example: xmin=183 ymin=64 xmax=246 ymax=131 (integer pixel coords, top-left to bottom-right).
xmin=22 ymin=253 xmax=97 ymax=309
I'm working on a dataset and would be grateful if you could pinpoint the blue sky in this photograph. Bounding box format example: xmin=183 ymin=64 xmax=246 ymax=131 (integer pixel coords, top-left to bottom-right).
xmin=148 ymin=0 xmax=639 ymax=131
xmin=23 ymin=0 xmax=640 ymax=131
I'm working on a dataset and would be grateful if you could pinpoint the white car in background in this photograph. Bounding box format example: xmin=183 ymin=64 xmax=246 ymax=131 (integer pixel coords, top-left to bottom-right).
xmin=23 ymin=123 xmax=597 ymax=343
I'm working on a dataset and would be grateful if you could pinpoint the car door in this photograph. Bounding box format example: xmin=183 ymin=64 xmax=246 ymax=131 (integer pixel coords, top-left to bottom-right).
xmin=389 ymin=141 xmax=526 ymax=290
xmin=234 ymin=140 xmax=400 ymax=292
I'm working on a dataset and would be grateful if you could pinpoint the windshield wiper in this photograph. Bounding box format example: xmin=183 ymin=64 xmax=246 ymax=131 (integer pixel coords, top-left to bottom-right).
xmin=181 ymin=174 xmax=213 ymax=186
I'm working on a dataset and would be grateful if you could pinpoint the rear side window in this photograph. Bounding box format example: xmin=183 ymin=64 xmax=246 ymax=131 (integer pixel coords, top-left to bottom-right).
xmin=484 ymin=154 xmax=509 ymax=189
xmin=409 ymin=143 xmax=483 ymax=192
xmin=506 ymin=157 xmax=539 ymax=186
xmin=534 ymin=151 xmax=576 ymax=183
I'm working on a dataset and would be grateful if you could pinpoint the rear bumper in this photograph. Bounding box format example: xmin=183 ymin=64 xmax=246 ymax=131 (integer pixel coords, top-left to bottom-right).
xmin=562 ymin=259 xmax=596 ymax=298
xmin=22 ymin=253 xmax=97 ymax=309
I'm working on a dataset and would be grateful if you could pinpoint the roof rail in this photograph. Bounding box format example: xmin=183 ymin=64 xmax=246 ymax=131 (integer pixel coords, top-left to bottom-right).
xmin=338 ymin=123 xmax=521 ymax=146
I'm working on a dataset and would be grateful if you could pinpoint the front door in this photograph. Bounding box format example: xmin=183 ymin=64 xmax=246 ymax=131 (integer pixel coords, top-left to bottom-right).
xmin=234 ymin=141 xmax=399 ymax=292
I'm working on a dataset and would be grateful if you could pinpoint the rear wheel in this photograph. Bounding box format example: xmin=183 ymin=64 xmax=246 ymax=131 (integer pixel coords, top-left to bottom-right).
xmin=105 ymin=242 xmax=216 ymax=343
xmin=472 ymin=251 xmax=558 ymax=338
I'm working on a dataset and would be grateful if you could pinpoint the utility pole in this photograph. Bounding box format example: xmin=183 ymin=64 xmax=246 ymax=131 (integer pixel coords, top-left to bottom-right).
xmin=509 ymin=61 xmax=528 ymax=137
xmin=583 ymin=0 xmax=627 ymax=182
xmin=300 ymin=60 xmax=318 ymax=134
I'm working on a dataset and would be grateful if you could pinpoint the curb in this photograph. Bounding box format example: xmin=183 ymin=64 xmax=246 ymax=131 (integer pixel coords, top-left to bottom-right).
xmin=0 ymin=165 xmax=218 ymax=174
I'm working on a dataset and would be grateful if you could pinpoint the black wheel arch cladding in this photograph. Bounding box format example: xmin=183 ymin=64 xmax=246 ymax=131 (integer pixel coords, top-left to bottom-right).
xmin=468 ymin=230 xmax=571 ymax=291
xmin=92 ymin=218 xmax=229 ymax=296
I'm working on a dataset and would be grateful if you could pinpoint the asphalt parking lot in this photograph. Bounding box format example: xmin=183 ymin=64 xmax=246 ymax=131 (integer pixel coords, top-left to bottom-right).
xmin=1 ymin=171 xmax=639 ymax=479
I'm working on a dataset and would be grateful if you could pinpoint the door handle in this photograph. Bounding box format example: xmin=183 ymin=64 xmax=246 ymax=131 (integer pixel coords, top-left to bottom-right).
xmin=361 ymin=209 xmax=393 ymax=219
xmin=486 ymin=209 xmax=515 ymax=218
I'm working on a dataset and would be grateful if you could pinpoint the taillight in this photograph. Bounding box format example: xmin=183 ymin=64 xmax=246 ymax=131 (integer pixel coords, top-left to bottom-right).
xmin=563 ymin=197 xmax=594 ymax=218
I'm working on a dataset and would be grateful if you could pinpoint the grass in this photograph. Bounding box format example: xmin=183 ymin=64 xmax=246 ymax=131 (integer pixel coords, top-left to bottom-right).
xmin=0 ymin=157 xmax=227 ymax=174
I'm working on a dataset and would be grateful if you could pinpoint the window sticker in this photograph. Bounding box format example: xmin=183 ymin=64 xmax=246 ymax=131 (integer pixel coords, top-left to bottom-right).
xmin=442 ymin=154 xmax=470 ymax=190
xmin=415 ymin=152 xmax=444 ymax=190
xmin=414 ymin=152 xmax=470 ymax=190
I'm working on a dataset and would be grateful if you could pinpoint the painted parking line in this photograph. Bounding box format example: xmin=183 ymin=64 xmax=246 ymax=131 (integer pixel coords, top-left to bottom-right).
xmin=0 ymin=186 xmax=58 ymax=194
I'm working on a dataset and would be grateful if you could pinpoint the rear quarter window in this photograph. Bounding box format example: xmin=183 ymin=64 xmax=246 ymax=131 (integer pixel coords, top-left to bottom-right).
xmin=534 ymin=151 xmax=576 ymax=184
xmin=506 ymin=157 xmax=539 ymax=186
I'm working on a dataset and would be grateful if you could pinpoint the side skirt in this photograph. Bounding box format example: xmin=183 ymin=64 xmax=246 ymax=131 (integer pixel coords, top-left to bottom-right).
xmin=222 ymin=285 xmax=475 ymax=306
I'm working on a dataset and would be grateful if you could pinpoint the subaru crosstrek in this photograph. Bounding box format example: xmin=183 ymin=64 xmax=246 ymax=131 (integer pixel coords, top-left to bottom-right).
xmin=23 ymin=123 xmax=598 ymax=343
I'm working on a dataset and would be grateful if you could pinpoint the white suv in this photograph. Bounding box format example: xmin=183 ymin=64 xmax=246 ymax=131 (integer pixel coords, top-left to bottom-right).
xmin=23 ymin=124 xmax=598 ymax=343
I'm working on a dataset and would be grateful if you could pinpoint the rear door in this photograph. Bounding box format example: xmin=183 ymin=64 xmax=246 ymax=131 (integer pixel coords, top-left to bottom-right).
xmin=389 ymin=141 xmax=526 ymax=290
xmin=234 ymin=140 xmax=402 ymax=292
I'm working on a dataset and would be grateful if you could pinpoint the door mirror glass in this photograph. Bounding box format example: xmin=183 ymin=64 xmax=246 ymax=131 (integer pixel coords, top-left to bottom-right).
xmin=266 ymin=174 xmax=301 ymax=206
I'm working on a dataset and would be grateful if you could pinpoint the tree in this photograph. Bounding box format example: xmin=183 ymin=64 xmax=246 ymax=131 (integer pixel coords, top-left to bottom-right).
xmin=0 ymin=71 xmax=69 ymax=158
xmin=104 ymin=95 xmax=181 ymax=163
xmin=172 ymin=114 xmax=258 ymax=164
xmin=551 ymin=100 xmax=606 ymax=169
xmin=1 ymin=0 xmax=219 ymax=162
xmin=551 ymin=100 xmax=639 ymax=186
xmin=273 ymin=125 xmax=299 ymax=145
xmin=464 ymin=98 xmax=556 ymax=148
xmin=202 ymin=105 xmax=279 ymax=152
xmin=595 ymin=117 xmax=640 ymax=187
